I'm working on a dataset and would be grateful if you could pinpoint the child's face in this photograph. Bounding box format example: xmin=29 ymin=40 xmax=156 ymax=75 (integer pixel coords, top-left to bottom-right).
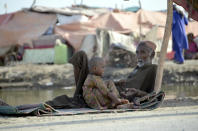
xmin=136 ymin=44 xmax=152 ymax=65
xmin=94 ymin=61 xmax=105 ymax=76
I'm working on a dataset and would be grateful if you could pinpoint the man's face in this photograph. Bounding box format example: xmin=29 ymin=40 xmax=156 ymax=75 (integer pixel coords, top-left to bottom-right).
xmin=136 ymin=44 xmax=152 ymax=65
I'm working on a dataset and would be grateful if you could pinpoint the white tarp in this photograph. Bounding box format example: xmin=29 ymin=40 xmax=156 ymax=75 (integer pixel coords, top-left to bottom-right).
xmin=79 ymin=34 xmax=97 ymax=60
xmin=57 ymin=14 xmax=89 ymax=25
xmin=80 ymin=29 xmax=137 ymax=60
xmin=96 ymin=29 xmax=136 ymax=57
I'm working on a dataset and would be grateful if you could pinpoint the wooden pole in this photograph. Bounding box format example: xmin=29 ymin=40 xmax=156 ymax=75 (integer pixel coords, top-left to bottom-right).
xmin=154 ymin=0 xmax=173 ymax=93
xmin=139 ymin=0 xmax=142 ymax=39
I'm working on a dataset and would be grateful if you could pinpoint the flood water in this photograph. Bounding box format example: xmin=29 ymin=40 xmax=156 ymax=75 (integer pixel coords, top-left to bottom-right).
xmin=0 ymin=87 xmax=75 ymax=106
xmin=0 ymin=86 xmax=198 ymax=106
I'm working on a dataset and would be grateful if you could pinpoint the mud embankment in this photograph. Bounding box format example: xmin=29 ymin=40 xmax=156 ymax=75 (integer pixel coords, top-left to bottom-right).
xmin=0 ymin=60 xmax=197 ymax=88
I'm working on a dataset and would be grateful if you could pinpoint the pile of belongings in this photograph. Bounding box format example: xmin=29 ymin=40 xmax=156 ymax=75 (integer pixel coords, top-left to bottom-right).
xmin=108 ymin=46 xmax=137 ymax=68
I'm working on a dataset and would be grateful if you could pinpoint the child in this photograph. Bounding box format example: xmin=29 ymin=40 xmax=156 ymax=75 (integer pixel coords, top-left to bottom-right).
xmin=83 ymin=57 xmax=130 ymax=109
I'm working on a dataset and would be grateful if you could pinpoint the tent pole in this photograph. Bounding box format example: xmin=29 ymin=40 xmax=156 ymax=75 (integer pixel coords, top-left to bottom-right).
xmin=154 ymin=0 xmax=173 ymax=93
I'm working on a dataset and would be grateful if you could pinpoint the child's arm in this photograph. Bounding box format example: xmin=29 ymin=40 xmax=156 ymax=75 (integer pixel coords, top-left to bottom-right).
xmin=94 ymin=77 xmax=128 ymax=106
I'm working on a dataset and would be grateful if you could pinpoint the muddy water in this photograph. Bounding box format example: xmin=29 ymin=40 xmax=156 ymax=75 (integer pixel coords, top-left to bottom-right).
xmin=0 ymin=87 xmax=75 ymax=106
xmin=0 ymin=86 xmax=198 ymax=106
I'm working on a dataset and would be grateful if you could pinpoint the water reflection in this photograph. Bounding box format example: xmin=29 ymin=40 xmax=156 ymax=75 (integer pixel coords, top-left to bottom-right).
xmin=162 ymin=86 xmax=198 ymax=98
xmin=0 ymin=87 xmax=75 ymax=106
xmin=0 ymin=86 xmax=198 ymax=106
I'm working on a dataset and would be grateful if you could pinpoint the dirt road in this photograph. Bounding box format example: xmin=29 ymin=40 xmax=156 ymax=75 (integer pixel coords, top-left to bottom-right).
xmin=0 ymin=105 xmax=198 ymax=131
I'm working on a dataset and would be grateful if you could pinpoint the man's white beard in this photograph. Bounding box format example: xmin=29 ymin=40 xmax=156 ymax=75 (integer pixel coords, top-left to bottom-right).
xmin=137 ymin=60 xmax=144 ymax=67
xmin=137 ymin=59 xmax=152 ymax=67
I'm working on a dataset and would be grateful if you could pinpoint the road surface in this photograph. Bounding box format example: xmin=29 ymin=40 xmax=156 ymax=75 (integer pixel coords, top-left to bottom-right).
xmin=0 ymin=106 xmax=198 ymax=131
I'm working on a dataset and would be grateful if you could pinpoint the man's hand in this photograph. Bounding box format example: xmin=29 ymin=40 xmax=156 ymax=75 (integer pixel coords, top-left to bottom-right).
xmin=126 ymin=88 xmax=147 ymax=96
xmin=114 ymin=79 xmax=126 ymax=86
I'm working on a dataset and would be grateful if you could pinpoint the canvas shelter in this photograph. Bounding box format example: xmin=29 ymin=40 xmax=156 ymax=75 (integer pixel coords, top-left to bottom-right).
xmin=0 ymin=10 xmax=57 ymax=48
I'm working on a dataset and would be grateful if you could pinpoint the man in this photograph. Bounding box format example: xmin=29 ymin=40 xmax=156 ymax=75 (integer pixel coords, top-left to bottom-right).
xmin=115 ymin=41 xmax=157 ymax=101
xmin=172 ymin=5 xmax=188 ymax=64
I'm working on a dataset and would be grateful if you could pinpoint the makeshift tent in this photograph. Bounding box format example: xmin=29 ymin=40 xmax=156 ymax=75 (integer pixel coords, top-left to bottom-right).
xmin=1 ymin=8 xmax=198 ymax=52
xmin=0 ymin=10 xmax=57 ymax=48
xmin=55 ymin=10 xmax=198 ymax=52
xmin=1 ymin=6 xmax=198 ymax=64
xmin=22 ymin=35 xmax=66 ymax=64
xmin=79 ymin=28 xmax=138 ymax=60
xmin=0 ymin=10 xmax=69 ymax=64
xmin=54 ymin=11 xmax=140 ymax=51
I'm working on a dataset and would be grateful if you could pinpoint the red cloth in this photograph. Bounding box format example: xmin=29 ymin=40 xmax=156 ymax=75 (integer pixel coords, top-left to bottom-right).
xmin=166 ymin=51 xmax=175 ymax=60
xmin=186 ymin=41 xmax=198 ymax=53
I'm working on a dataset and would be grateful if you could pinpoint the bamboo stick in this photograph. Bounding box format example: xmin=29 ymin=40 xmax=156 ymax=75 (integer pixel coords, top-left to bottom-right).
xmin=154 ymin=0 xmax=173 ymax=93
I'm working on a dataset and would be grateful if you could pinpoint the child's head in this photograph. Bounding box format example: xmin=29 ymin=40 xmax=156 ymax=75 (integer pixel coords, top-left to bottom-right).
xmin=136 ymin=41 xmax=156 ymax=65
xmin=89 ymin=57 xmax=105 ymax=76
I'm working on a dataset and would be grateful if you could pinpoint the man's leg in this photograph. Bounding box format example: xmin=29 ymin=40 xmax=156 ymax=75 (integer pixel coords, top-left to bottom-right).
xmin=69 ymin=51 xmax=89 ymax=98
